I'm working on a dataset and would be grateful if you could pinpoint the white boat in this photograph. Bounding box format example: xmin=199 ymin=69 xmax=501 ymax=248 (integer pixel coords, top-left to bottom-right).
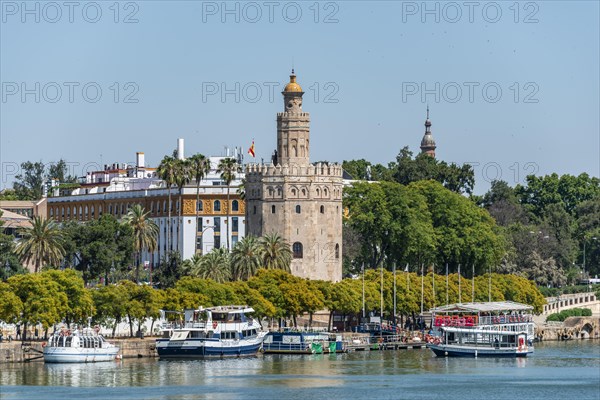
xmin=156 ymin=305 xmax=266 ymax=359
xmin=427 ymin=301 xmax=535 ymax=358
xmin=43 ymin=327 xmax=120 ymax=363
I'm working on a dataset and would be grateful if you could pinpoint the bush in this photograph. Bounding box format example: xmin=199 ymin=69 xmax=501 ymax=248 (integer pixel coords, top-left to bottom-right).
xmin=545 ymin=308 xmax=593 ymax=322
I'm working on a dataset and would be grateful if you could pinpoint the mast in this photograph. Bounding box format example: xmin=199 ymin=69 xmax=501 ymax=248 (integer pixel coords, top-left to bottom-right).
xmin=361 ymin=263 xmax=365 ymax=319
xmin=458 ymin=264 xmax=462 ymax=304
xmin=420 ymin=264 xmax=424 ymax=315
xmin=393 ymin=262 xmax=397 ymax=326
xmin=445 ymin=263 xmax=449 ymax=306
xmin=472 ymin=264 xmax=475 ymax=302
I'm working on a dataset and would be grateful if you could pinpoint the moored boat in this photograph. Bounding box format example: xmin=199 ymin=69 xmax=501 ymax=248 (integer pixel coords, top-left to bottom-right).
xmin=156 ymin=305 xmax=266 ymax=359
xmin=262 ymin=329 xmax=346 ymax=354
xmin=427 ymin=301 xmax=535 ymax=358
xmin=43 ymin=326 xmax=120 ymax=363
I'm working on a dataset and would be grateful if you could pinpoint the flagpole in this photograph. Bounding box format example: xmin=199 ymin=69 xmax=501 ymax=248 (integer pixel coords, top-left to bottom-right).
xmin=432 ymin=264 xmax=435 ymax=309
xmin=393 ymin=262 xmax=397 ymax=328
xmin=472 ymin=264 xmax=475 ymax=303
xmin=458 ymin=263 xmax=462 ymax=304
xmin=445 ymin=263 xmax=449 ymax=306
xmin=488 ymin=265 xmax=492 ymax=302
xmin=406 ymin=264 xmax=410 ymax=293
xmin=420 ymin=263 xmax=424 ymax=315
xmin=362 ymin=263 xmax=365 ymax=319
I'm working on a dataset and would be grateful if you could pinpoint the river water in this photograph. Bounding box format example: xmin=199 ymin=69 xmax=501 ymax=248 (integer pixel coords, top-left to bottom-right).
xmin=1 ymin=341 xmax=599 ymax=400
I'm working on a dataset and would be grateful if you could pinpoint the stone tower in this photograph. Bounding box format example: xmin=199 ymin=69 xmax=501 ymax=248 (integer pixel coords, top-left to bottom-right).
xmin=245 ymin=71 xmax=343 ymax=282
xmin=420 ymin=107 xmax=436 ymax=157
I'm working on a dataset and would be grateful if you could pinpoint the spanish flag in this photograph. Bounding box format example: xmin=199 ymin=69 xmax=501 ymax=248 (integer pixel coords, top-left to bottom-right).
xmin=248 ymin=140 xmax=255 ymax=158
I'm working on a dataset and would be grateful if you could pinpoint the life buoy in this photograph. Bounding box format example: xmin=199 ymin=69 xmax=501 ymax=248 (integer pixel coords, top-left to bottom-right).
xmin=212 ymin=321 xmax=218 ymax=329
xmin=41 ymin=342 xmax=46 ymax=347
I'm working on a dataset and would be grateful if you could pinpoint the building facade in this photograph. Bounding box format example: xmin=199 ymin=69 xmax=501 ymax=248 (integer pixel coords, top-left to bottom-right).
xmin=245 ymin=71 xmax=343 ymax=282
xmin=46 ymin=147 xmax=245 ymax=267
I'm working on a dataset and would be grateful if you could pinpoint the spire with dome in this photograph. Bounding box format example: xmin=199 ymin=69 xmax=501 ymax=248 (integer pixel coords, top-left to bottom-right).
xmin=420 ymin=106 xmax=436 ymax=157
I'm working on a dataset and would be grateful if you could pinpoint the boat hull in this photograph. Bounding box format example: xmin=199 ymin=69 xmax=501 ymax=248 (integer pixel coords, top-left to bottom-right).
xmin=427 ymin=343 xmax=533 ymax=358
xmin=156 ymin=339 xmax=262 ymax=359
xmin=43 ymin=346 xmax=120 ymax=363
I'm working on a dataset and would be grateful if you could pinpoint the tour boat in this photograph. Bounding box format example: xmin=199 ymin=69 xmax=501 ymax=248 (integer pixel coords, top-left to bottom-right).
xmin=426 ymin=301 xmax=535 ymax=358
xmin=156 ymin=305 xmax=266 ymax=359
xmin=43 ymin=327 xmax=120 ymax=363
xmin=262 ymin=329 xmax=346 ymax=354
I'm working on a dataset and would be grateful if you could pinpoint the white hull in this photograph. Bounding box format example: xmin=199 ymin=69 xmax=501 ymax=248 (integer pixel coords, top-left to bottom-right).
xmin=43 ymin=346 xmax=120 ymax=363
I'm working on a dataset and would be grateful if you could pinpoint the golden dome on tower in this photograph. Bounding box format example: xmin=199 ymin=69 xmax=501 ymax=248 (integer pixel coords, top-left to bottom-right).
xmin=284 ymin=69 xmax=303 ymax=92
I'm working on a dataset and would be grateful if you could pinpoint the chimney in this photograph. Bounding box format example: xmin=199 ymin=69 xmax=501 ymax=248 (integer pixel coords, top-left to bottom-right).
xmin=177 ymin=138 xmax=185 ymax=160
xmin=136 ymin=152 xmax=145 ymax=168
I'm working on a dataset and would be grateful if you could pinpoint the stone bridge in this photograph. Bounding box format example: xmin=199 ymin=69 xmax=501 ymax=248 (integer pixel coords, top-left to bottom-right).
xmin=541 ymin=292 xmax=600 ymax=316
xmin=536 ymin=317 xmax=600 ymax=341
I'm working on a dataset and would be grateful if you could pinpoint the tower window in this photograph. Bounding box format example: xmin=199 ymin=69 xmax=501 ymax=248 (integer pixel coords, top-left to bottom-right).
xmin=232 ymin=200 xmax=239 ymax=212
xmin=293 ymin=242 xmax=303 ymax=259
xmin=295 ymin=205 xmax=301 ymax=214
xmin=197 ymin=201 xmax=203 ymax=212
xmin=320 ymin=205 xmax=324 ymax=214
xmin=271 ymin=205 xmax=276 ymax=214
xmin=335 ymin=243 xmax=340 ymax=259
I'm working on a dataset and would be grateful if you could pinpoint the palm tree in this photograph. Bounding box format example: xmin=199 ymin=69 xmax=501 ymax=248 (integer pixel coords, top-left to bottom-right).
xmin=157 ymin=155 xmax=176 ymax=258
xmin=188 ymin=154 xmax=211 ymax=245
xmin=15 ymin=216 xmax=65 ymax=273
xmin=230 ymin=235 xmax=261 ymax=280
xmin=217 ymin=157 xmax=242 ymax=251
xmin=173 ymin=158 xmax=191 ymax=253
xmin=122 ymin=204 xmax=159 ymax=283
xmin=259 ymin=233 xmax=292 ymax=272
xmin=190 ymin=247 xmax=231 ymax=282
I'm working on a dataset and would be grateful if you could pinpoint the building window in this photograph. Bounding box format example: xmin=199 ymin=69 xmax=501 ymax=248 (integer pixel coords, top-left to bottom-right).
xmin=293 ymin=242 xmax=303 ymax=259
xmin=197 ymin=217 xmax=203 ymax=232
xmin=232 ymin=217 xmax=238 ymax=233
xmin=253 ymin=206 xmax=257 ymax=214
xmin=214 ymin=235 xmax=221 ymax=249
xmin=232 ymin=200 xmax=239 ymax=212
xmin=50 ymin=208 xmax=54 ymax=217
xmin=91 ymin=205 xmax=95 ymax=218
xmin=98 ymin=205 xmax=103 ymax=216
xmin=232 ymin=235 xmax=239 ymax=246
xmin=196 ymin=236 xmax=203 ymax=251
xmin=150 ymin=202 xmax=154 ymax=214
xmin=271 ymin=205 xmax=276 ymax=214
xmin=214 ymin=200 xmax=221 ymax=212
xmin=61 ymin=207 xmax=65 ymax=218
xmin=214 ymin=217 xmax=220 ymax=233
xmin=335 ymin=243 xmax=340 ymax=259
xmin=109 ymin=205 xmax=113 ymax=214
xmin=295 ymin=205 xmax=301 ymax=214
xmin=320 ymin=205 xmax=324 ymax=214
xmin=197 ymin=201 xmax=203 ymax=212
xmin=67 ymin=207 xmax=71 ymax=217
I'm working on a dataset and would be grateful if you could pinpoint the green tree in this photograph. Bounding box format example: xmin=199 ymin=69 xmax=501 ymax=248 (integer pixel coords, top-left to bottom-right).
xmin=154 ymin=251 xmax=187 ymax=289
xmin=122 ymin=205 xmax=159 ymax=283
xmin=231 ymin=235 xmax=261 ymax=280
xmin=119 ymin=280 xmax=161 ymax=337
xmin=217 ymin=157 xmax=242 ymax=250
xmin=259 ymin=233 xmax=292 ymax=272
xmin=7 ymin=273 xmax=68 ymax=335
xmin=188 ymin=153 xmax=211 ymax=238
xmin=13 ymin=161 xmax=45 ymax=200
xmin=0 ymin=214 xmax=27 ymax=279
xmin=15 ymin=216 xmax=65 ymax=272
xmin=91 ymin=283 xmax=128 ymax=336
xmin=157 ymin=155 xmax=177 ymax=257
xmin=42 ymin=269 xmax=94 ymax=326
xmin=0 ymin=281 xmax=23 ymax=323
xmin=66 ymin=215 xmax=134 ymax=284
xmin=190 ymin=248 xmax=231 ymax=283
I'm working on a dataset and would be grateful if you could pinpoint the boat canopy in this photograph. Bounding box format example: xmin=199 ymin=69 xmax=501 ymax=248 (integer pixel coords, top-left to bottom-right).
xmin=430 ymin=301 xmax=533 ymax=314
xmin=440 ymin=326 xmax=528 ymax=335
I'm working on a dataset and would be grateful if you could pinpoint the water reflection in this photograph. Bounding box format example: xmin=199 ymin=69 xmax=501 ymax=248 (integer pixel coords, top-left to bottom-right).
xmin=0 ymin=341 xmax=598 ymax=400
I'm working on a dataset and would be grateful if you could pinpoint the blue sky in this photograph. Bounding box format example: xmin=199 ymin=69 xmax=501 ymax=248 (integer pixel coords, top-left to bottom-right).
xmin=1 ymin=1 xmax=598 ymax=194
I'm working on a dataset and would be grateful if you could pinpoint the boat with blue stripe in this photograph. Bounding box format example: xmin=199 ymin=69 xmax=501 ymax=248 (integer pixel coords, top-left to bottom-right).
xmin=156 ymin=305 xmax=266 ymax=359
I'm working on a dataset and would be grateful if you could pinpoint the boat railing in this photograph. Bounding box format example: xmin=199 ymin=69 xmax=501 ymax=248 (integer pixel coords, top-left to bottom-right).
xmin=478 ymin=315 xmax=533 ymax=325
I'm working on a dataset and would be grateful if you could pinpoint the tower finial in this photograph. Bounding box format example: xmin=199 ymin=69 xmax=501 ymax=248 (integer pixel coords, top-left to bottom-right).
xmin=426 ymin=105 xmax=429 ymax=120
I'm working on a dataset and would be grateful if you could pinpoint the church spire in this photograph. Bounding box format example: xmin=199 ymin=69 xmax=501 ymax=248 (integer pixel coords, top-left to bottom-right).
xmin=420 ymin=106 xmax=436 ymax=157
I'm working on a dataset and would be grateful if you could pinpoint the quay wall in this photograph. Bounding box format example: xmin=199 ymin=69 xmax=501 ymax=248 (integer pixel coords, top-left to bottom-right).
xmin=0 ymin=338 xmax=158 ymax=364
xmin=535 ymin=317 xmax=600 ymax=341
